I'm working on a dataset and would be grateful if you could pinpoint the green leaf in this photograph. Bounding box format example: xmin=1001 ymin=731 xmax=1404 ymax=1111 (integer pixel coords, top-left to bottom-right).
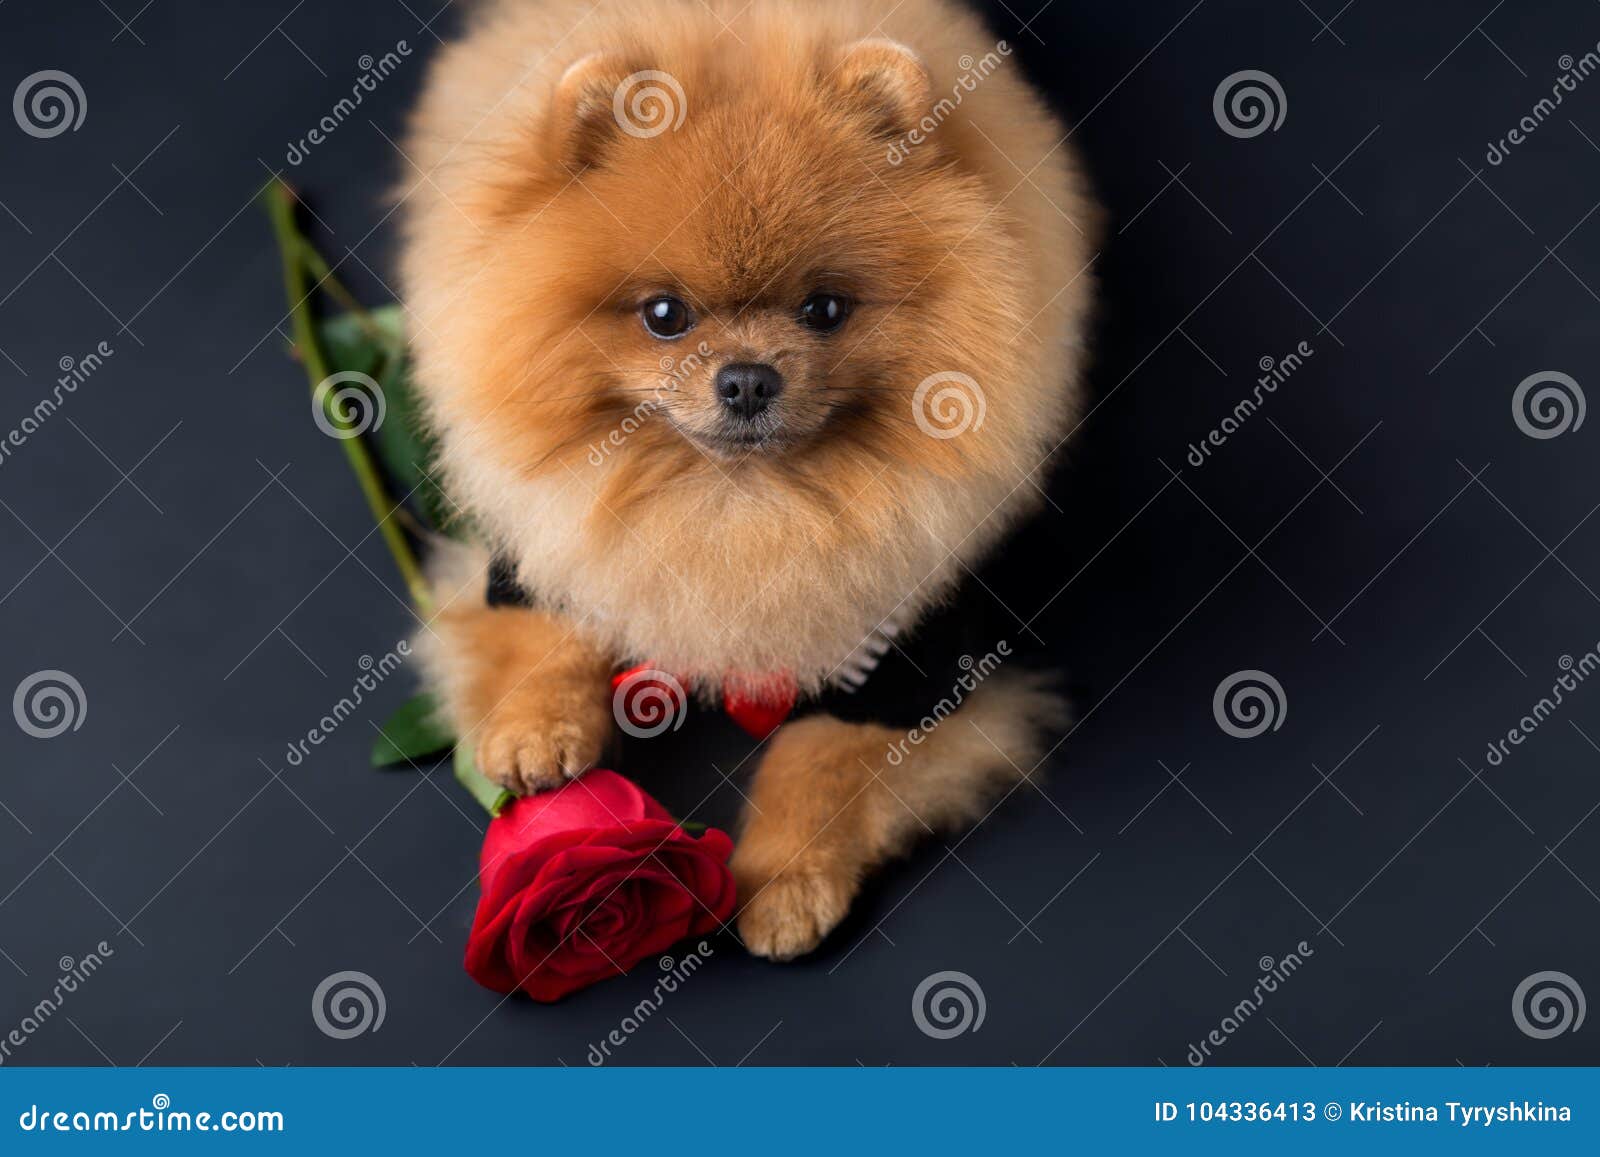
xmin=370 ymin=693 xmax=456 ymax=768
xmin=454 ymin=744 xmax=514 ymax=818
xmin=316 ymin=304 xmax=456 ymax=535
xmin=317 ymin=302 xmax=403 ymax=378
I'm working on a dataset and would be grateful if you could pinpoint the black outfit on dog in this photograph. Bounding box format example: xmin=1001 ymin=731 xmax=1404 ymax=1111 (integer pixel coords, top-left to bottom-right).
xmin=485 ymin=549 xmax=1034 ymax=733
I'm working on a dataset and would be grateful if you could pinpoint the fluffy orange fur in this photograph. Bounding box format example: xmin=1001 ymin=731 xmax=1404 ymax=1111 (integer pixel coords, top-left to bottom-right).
xmin=401 ymin=0 xmax=1097 ymax=958
xmin=730 ymin=673 xmax=1069 ymax=959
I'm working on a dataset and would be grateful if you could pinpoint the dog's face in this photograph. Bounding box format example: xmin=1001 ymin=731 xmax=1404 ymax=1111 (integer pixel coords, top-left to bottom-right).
xmin=405 ymin=19 xmax=1092 ymax=679
xmin=611 ymin=272 xmax=858 ymax=460
xmin=445 ymin=38 xmax=1042 ymax=490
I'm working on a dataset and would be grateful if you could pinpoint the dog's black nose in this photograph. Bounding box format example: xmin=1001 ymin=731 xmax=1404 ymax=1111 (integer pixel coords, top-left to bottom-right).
xmin=715 ymin=362 xmax=784 ymax=420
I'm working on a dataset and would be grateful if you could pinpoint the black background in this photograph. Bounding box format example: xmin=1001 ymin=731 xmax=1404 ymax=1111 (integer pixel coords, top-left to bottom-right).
xmin=1 ymin=0 xmax=1598 ymax=1066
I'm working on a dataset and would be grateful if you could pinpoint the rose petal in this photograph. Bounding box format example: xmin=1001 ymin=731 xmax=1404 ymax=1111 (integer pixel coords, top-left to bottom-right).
xmin=481 ymin=771 xmax=671 ymax=873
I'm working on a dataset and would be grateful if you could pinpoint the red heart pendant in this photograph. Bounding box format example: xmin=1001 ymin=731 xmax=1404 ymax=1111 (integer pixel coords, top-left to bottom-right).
xmin=722 ymin=675 xmax=797 ymax=740
xmin=610 ymin=665 xmax=687 ymax=734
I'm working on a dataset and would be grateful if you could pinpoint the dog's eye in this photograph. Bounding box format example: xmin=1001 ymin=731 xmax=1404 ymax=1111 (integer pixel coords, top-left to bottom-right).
xmin=641 ymin=296 xmax=693 ymax=339
xmin=799 ymin=293 xmax=851 ymax=333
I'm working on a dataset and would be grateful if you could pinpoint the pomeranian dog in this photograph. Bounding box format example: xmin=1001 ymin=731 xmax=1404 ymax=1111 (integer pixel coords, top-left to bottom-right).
xmin=401 ymin=0 xmax=1097 ymax=960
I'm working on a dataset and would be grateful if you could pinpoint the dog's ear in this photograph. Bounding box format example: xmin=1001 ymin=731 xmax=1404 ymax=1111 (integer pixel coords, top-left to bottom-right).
xmin=547 ymin=53 xmax=686 ymax=171
xmin=548 ymin=52 xmax=630 ymax=171
xmin=833 ymin=38 xmax=930 ymax=138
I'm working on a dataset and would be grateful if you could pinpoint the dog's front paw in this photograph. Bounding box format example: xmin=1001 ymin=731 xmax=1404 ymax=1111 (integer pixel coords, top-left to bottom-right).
xmin=475 ymin=712 xmax=605 ymax=795
xmin=733 ymin=861 xmax=855 ymax=962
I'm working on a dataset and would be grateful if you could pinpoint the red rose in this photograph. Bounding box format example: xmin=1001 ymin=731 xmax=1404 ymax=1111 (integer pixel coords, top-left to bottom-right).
xmin=464 ymin=769 xmax=736 ymax=1002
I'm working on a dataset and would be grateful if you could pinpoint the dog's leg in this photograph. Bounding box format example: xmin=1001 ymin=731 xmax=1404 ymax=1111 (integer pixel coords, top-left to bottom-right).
xmin=421 ymin=603 xmax=614 ymax=795
xmin=732 ymin=673 xmax=1068 ymax=960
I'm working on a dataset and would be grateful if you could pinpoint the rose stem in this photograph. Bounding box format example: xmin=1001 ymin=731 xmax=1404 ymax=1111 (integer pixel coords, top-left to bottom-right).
xmin=292 ymin=237 xmax=388 ymax=344
xmin=266 ymin=179 xmax=436 ymax=616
